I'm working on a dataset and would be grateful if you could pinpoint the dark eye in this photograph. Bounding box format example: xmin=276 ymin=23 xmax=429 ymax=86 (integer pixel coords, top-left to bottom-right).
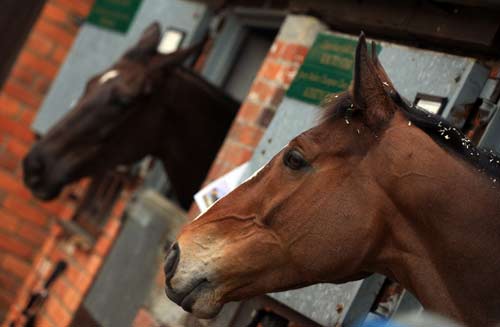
xmin=283 ymin=149 xmax=308 ymax=170
xmin=110 ymin=94 xmax=132 ymax=107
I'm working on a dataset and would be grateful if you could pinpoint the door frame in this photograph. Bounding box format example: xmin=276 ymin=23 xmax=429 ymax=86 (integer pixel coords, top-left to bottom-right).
xmin=0 ymin=0 xmax=47 ymax=88
xmin=201 ymin=7 xmax=285 ymax=87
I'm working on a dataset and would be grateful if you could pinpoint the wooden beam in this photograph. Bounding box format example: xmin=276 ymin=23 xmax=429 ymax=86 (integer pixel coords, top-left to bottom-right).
xmin=290 ymin=0 xmax=500 ymax=57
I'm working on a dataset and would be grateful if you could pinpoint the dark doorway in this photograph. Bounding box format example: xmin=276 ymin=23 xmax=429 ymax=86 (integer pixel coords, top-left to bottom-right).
xmin=223 ymin=27 xmax=278 ymax=101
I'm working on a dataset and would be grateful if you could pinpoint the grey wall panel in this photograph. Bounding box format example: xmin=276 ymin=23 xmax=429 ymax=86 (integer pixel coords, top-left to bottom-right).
xmin=378 ymin=41 xmax=488 ymax=127
xmin=33 ymin=0 xmax=211 ymax=134
xmin=83 ymin=190 xmax=187 ymax=327
xmin=378 ymin=44 xmax=471 ymax=102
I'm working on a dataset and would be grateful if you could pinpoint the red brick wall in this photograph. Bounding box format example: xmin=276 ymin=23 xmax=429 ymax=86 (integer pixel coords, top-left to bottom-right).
xmin=5 ymin=197 xmax=130 ymax=327
xmin=0 ymin=0 xmax=95 ymax=322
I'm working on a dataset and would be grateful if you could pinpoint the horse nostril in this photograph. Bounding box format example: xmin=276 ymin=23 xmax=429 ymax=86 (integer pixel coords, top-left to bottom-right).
xmin=30 ymin=157 xmax=44 ymax=173
xmin=24 ymin=155 xmax=45 ymax=174
xmin=23 ymin=154 xmax=46 ymax=187
xmin=27 ymin=175 xmax=42 ymax=186
xmin=164 ymin=242 xmax=180 ymax=282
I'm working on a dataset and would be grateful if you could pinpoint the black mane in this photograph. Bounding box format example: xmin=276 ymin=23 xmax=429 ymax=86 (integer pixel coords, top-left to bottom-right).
xmin=322 ymin=92 xmax=500 ymax=180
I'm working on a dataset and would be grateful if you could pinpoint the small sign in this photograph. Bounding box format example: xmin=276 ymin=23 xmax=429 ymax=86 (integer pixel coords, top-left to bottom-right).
xmin=87 ymin=0 xmax=143 ymax=34
xmin=287 ymin=33 xmax=381 ymax=105
xmin=194 ymin=163 xmax=249 ymax=213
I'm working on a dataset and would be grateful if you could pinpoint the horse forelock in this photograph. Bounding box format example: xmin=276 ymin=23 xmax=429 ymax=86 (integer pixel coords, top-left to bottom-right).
xmin=320 ymin=92 xmax=356 ymax=123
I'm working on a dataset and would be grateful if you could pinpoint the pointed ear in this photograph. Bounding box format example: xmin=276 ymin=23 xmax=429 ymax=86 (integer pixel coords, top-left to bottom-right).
xmin=148 ymin=40 xmax=204 ymax=71
xmin=352 ymin=33 xmax=395 ymax=129
xmin=125 ymin=22 xmax=162 ymax=61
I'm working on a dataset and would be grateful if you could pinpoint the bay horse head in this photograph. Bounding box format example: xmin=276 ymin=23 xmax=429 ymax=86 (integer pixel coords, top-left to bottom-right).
xmin=23 ymin=23 xmax=201 ymax=201
xmin=165 ymin=34 xmax=500 ymax=325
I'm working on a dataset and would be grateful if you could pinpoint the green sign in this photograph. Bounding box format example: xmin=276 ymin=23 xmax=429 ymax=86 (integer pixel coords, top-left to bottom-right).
xmin=287 ymin=33 xmax=380 ymax=106
xmin=87 ymin=0 xmax=143 ymax=34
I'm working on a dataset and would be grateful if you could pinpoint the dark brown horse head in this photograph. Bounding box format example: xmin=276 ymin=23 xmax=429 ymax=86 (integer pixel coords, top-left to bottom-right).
xmin=23 ymin=22 xmax=199 ymax=200
xmin=165 ymin=34 xmax=500 ymax=321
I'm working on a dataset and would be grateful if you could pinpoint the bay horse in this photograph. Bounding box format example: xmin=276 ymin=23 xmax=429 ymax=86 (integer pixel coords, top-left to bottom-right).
xmin=164 ymin=34 xmax=500 ymax=326
xmin=23 ymin=23 xmax=239 ymax=209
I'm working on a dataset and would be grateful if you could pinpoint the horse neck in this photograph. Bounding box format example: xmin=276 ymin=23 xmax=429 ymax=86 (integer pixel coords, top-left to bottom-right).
xmin=371 ymin=128 xmax=500 ymax=326
xmin=151 ymin=67 xmax=238 ymax=209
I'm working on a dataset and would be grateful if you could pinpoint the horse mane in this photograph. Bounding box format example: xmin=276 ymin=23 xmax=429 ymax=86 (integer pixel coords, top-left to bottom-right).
xmin=173 ymin=66 xmax=240 ymax=115
xmin=321 ymin=92 xmax=500 ymax=180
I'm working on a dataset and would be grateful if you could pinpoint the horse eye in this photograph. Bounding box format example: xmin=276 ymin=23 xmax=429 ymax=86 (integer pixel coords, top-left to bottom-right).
xmin=283 ymin=149 xmax=308 ymax=170
xmin=111 ymin=95 xmax=132 ymax=107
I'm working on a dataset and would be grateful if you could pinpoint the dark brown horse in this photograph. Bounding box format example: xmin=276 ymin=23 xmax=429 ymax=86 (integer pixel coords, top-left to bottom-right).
xmin=23 ymin=23 xmax=239 ymax=209
xmin=165 ymin=35 xmax=500 ymax=326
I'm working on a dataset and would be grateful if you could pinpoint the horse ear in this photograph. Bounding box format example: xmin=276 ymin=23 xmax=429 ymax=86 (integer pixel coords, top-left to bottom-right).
xmin=352 ymin=33 xmax=395 ymax=129
xmin=125 ymin=22 xmax=161 ymax=61
xmin=137 ymin=22 xmax=161 ymax=52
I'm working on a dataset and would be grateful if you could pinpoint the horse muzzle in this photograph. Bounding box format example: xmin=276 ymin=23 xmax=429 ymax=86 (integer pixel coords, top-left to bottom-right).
xmin=23 ymin=151 xmax=65 ymax=201
xmin=164 ymin=242 xmax=223 ymax=318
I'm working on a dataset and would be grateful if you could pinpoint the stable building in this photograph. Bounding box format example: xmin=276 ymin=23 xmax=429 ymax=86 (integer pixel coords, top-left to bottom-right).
xmin=1 ymin=0 xmax=499 ymax=326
